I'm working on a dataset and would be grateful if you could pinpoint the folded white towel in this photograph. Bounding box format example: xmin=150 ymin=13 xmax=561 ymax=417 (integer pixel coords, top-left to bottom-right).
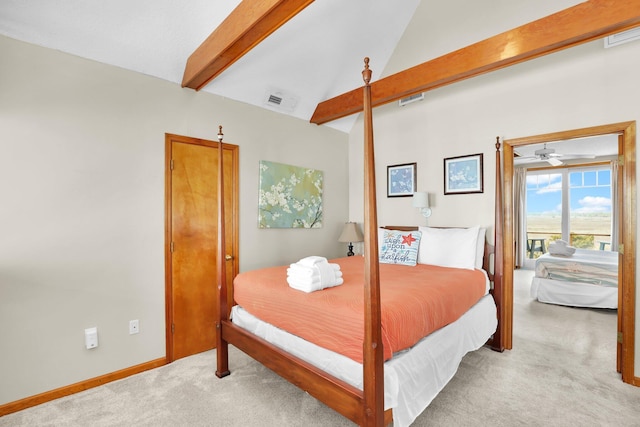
xmin=288 ymin=262 xmax=341 ymax=276
xmin=296 ymin=256 xmax=328 ymax=267
xmin=290 ymin=262 xmax=340 ymax=271
xmin=287 ymin=268 xmax=343 ymax=282
xmin=287 ymin=276 xmax=344 ymax=293
xmin=287 ymin=271 xmax=343 ymax=286
xmin=548 ymin=240 xmax=576 ymax=256
xmin=315 ymin=261 xmax=338 ymax=285
xmin=287 ymin=257 xmax=343 ymax=292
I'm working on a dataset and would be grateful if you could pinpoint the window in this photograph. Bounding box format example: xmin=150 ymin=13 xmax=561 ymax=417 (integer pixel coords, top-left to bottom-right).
xmin=568 ymin=168 xmax=612 ymax=249
xmin=526 ymin=166 xmax=612 ymax=254
xmin=526 ymin=173 xmax=562 ymax=243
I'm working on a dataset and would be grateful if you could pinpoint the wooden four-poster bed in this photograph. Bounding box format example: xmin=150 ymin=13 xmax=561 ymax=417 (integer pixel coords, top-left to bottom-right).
xmin=213 ymin=59 xmax=504 ymax=427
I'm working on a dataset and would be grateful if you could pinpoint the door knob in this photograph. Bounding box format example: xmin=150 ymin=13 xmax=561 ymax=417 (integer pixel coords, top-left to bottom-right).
xmin=225 ymin=254 xmax=234 ymax=261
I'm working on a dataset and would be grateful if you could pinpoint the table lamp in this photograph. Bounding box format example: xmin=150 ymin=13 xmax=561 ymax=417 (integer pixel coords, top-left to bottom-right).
xmin=338 ymin=222 xmax=364 ymax=256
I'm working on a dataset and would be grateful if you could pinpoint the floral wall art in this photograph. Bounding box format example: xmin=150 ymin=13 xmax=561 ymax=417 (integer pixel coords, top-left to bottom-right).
xmin=387 ymin=163 xmax=416 ymax=197
xmin=258 ymin=160 xmax=323 ymax=228
xmin=443 ymin=153 xmax=484 ymax=195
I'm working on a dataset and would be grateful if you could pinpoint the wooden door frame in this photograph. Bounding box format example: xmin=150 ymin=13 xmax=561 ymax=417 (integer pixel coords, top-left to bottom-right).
xmin=164 ymin=133 xmax=240 ymax=363
xmin=502 ymin=121 xmax=637 ymax=385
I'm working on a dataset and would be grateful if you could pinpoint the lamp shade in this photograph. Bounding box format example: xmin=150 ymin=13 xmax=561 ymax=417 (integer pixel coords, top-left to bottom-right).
xmin=338 ymin=222 xmax=364 ymax=243
xmin=412 ymin=191 xmax=429 ymax=208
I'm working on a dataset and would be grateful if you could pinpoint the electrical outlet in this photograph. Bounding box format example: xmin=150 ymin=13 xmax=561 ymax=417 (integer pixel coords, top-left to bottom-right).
xmin=129 ymin=319 xmax=139 ymax=335
xmin=85 ymin=327 xmax=98 ymax=349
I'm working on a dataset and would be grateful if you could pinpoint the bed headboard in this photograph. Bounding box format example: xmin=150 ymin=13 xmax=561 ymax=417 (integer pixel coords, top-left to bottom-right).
xmin=381 ymin=225 xmax=496 ymax=283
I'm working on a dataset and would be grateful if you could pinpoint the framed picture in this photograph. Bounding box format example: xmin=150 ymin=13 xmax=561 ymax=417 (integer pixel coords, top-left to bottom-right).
xmin=444 ymin=153 xmax=483 ymax=195
xmin=387 ymin=162 xmax=416 ymax=197
xmin=258 ymin=160 xmax=323 ymax=228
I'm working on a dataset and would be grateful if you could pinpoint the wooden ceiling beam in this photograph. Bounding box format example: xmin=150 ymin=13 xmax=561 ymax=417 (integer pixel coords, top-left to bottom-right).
xmin=311 ymin=0 xmax=640 ymax=125
xmin=182 ymin=0 xmax=314 ymax=91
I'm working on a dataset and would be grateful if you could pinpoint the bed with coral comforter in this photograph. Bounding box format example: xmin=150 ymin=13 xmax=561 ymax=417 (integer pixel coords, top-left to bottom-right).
xmin=234 ymin=255 xmax=489 ymax=363
xmin=231 ymin=253 xmax=496 ymax=426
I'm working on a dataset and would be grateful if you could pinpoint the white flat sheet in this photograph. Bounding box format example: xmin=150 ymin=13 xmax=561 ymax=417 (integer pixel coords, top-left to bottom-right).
xmin=531 ymin=249 xmax=618 ymax=309
xmin=530 ymin=276 xmax=618 ymax=309
xmin=534 ymin=249 xmax=618 ymax=288
xmin=231 ymin=294 xmax=497 ymax=427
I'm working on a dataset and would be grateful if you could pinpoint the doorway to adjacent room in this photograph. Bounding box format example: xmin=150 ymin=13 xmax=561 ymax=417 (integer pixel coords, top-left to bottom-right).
xmin=502 ymin=121 xmax=637 ymax=385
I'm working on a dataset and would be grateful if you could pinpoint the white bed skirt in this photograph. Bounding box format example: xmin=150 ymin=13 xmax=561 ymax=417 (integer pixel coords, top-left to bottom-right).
xmin=231 ymin=294 xmax=497 ymax=427
xmin=530 ymin=277 xmax=618 ymax=309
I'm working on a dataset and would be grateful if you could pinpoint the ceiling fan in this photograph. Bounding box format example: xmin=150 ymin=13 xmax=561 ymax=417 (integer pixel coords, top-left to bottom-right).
xmin=514 ymin=143 xmax=596 ymax=166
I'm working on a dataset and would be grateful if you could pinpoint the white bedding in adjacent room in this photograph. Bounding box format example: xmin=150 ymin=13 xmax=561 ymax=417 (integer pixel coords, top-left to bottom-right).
xmin=534 ymin=249 xmax=618 ymax=287
xmin=531 ymin=249 xmax=619 ymax=309
xmin=231 ymin=294 xmax=497 ymax=427
xmin=530 ymin=277 xmax=618 ymax=308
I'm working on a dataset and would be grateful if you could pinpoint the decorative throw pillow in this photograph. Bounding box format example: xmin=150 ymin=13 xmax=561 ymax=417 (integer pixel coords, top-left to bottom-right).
xmin=418 ymin=226 xmax=479 ymax=270
xmin=378 ymin=229 xmax=422 ymax=266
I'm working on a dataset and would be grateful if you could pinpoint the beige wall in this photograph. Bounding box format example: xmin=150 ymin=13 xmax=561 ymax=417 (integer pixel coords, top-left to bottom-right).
xmin=348 ymin=12 xmax=640 ymax=376
xmin=2 ymin=0 xmax=639 ymax=407
xmin=383 ymin=0 xmax=582 ymax=76
xmin=0 ymin=35 xmax=348 ymax=405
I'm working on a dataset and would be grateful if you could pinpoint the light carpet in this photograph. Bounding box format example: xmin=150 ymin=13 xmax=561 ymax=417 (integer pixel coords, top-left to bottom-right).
xmin=2 ymin=270 xmax=640 ymax=426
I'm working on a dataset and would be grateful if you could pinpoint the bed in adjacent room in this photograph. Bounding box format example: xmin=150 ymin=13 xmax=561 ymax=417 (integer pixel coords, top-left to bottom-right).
xmin=530 ymin=248 xmax=619 ymax=309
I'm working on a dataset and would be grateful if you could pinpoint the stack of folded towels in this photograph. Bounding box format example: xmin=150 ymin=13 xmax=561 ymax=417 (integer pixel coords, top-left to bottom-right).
xmin=548 ymin=239 xmax=576 ymax=257
xmin=286 ymin=256 xmax=343 ymax=293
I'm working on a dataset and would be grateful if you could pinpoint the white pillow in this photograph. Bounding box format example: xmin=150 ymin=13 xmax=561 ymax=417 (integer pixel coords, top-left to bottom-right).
xmin=475 ymin=227 xmax=486 ymax=269
xmin=418 ymin=226 xmax=479 ymax=270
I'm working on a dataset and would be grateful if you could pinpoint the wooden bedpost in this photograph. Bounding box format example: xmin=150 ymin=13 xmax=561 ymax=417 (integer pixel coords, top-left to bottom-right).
xmin=216 ymin=125 xmax=231 ymax=378
xmin=361 ymin=58 xmax=384 ymax=427
xmin=490 ymin=137 xmax=505 ymax=351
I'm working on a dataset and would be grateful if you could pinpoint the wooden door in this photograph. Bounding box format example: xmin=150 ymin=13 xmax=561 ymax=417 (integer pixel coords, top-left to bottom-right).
xmin=165 ymin=134 xmax=238 ymax=362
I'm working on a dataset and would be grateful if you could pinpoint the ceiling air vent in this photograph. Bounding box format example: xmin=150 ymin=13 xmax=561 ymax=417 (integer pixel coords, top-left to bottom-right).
xmin=398 ymin=92 xmax=424 ymax=107
xmin=267 ymin=94 xmax=283 ymax=105
xmin=264 ymin=87 xmax=299 ymax=113
xmin=604 ymin=27 xmax=640 ymax=48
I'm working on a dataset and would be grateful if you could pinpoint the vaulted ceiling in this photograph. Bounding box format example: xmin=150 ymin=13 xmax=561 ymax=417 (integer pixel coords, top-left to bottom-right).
xmin=1 ymin=0 xmax=639 ymax=133
xmin=0 ymin=0 xmax=420 ymax=132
